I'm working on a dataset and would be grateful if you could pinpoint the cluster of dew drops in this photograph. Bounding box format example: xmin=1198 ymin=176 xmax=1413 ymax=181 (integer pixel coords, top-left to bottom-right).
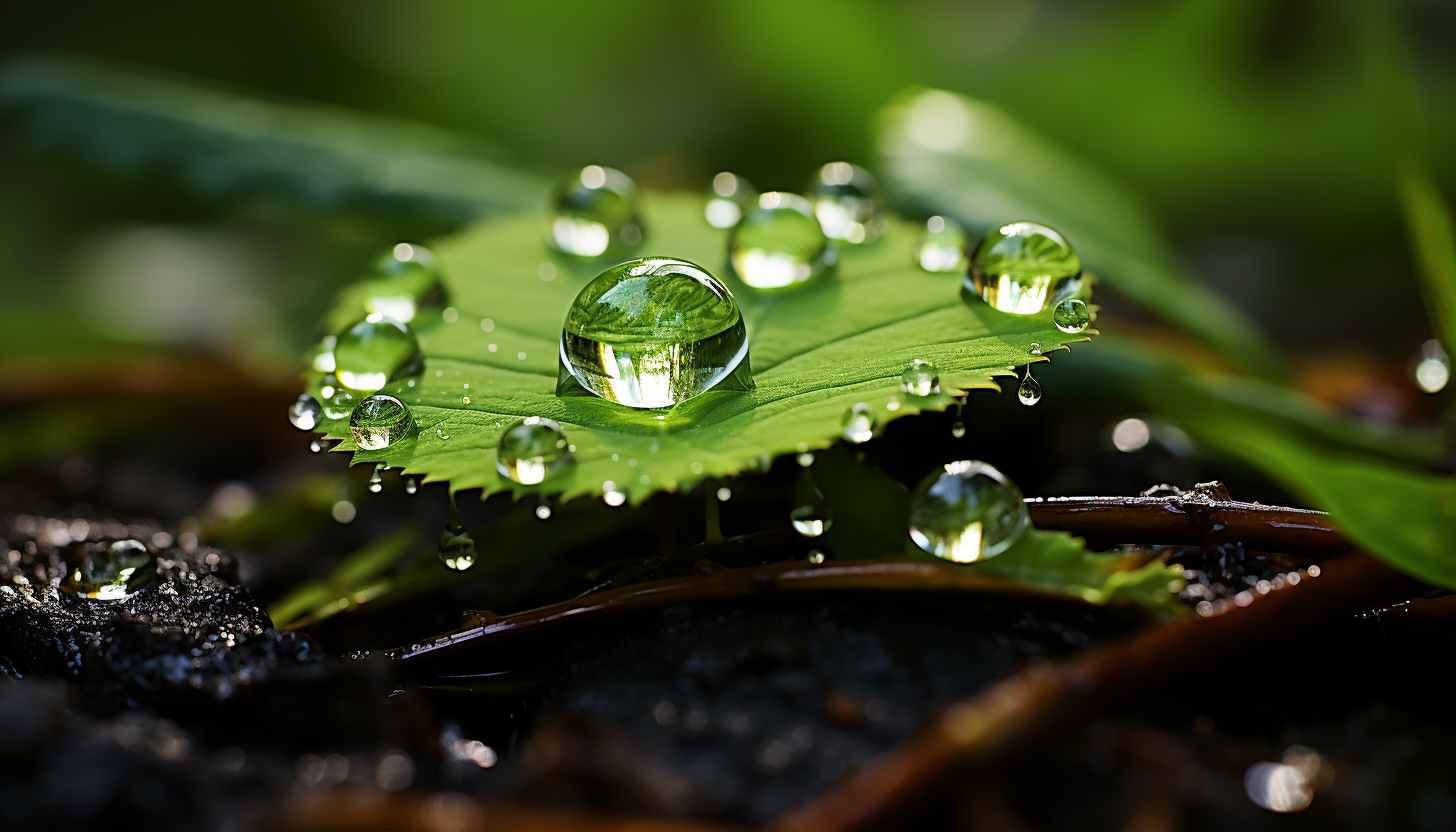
xmin=286 ymin=163 xmax=1094 ymax=571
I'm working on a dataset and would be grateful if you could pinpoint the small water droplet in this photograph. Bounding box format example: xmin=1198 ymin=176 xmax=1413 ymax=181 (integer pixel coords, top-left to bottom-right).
xmin=900 ymin=359 xmax=940 ymax=397
xmin=322 ymin=389 xmax=357 ymax=420
xmin=1414 ymin=338 xmax=1450 ymax=393
xmin=807 ymin=549 xmax=826 ymax=565
xmin=1052 ymin=297 xmax=1092 ymax=334
xmin=729 ymin=192 xmax=836 ymax=289
xmin=558 ymin=257 xmax=752 ymax=408
xmin=311 ymin=336 xmax=337 ymax=373
xmin=495 ymin=417 xmax=572 ymax=484
xmin=886 ymin=396 xmax=902 ymax=411
xmin=796 ymin=452 xmax=815 ymax=467
xmin=1017 ymin=367 xmax=1042 ymax=406
xmin=716 ymin=486 xmax=732 ymax=502
xmin=965 ymin=222 xmax=1081 ymax=314
xmin=1028 ymin=343 xmax=1041 ymax=356
xmin=603 ymin=481 xmax=626 ymax=507
xmin=404 ymin=477 xmax=419 ymax=495
xmin=909 ymin=461 xmax=1028 ymax=563
xmin=914 ymin=215 xmax=969 ymax=272
xmin=951 ymin=420 xmax=966 ymax=438
xmin=69 ymin=539 xmax=154 ymax=600
xmin=350 ymin=394 xmax=414 ymax=450
xmin=809 ymin=162 xmax=885 ymax=245
xmin=289 ymin=394 xmax=322 ymax=430
xmin=705 ymin=172 xmax=756 ymax=229
xmin=546 ymin=165 xmax=644 ymax=258
xmin=368 ymin=464 xmax=384 ymax=493
xmin=435 ymin=428 xmax=450 ymax=440
xmin=841 ymin=402 xmax=876 ymax=443
xmin=361 ymin=242 xmax=442 ymax=323
xmin=462 ymin=396 xmax=471 ymax=405
xmin=335 ymin=314 xmax=421 ymax=392
xmin=309 ymin=439 xmax=325 ymax=453
xmin=534 ymin=500 xmax=552 ymax=520
xmin=439 ymin=495 xmax=477 ymax=571
xmin=790 ymin=472 xmax=833 ymax=537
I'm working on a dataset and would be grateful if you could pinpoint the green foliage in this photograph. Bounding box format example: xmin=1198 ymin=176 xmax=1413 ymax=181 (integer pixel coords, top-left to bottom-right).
xmin=309 ymin=192 xmax=1095 ymax=504
xmin=876 ymin=88 xmax=1279 ymax=377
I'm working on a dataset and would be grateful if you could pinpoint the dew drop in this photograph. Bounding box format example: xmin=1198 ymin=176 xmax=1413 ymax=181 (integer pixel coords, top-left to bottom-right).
xmin=435 ymin=428 xmax=450 ymax=440
xmin=309 ymin=439 xmax=325 ymax=453
xmin=807 ymin=549 xmax=826 ymax=565
xmin=716 ymin=486 xmax=732 ymax=502
xmin=603 ymin=482 xmax=626 ymax=507
xmin=951 ymin=420 xmax=966 ymax=439
xmin=350 ymin=394 xmax=414 ymax=451
xmin=809 ymin=162 xmax=886 ymax=245
xmin=334 ymin=314 xmax=421 ymax=392
xmin=404 ymin=477 xmax=419 ymax=495
xmin=558 ymin=257 xmax=753 ymax=408
xmin=705 ymin=172 xmax=756 ymax=229
xmin=439 ymin=495 xmax=477 ymax=571
xmin=1017 ymin=367 xmax=1042 ymax=406
xmin=729 ymin=192 xmax=837 ymax=289
xmin=534 ymin=500 xmax=552 ymax=520
xmin=909 ymin=461 xmax=1028 ymax=563
xmin=1028 ymin=343 xmax=1041 ymax=356
xmin=1052 ymin=297 xmax=1092 ymax=334
xmin=914 ymin=215 xmax=969 ymax=272
xmin=70 ymin=539 xmax=154 ymax=601
xmin=796 ymin=452 xmax=815 ymax=467
xmin=841 ymin=402 xmax=876 ymax=444
xmin=546 ymin=165 xmax=644 ymax=258
xmin=965 ymin=222 xmax=1082 ymax=314
xmin=790 ymin=473 xmax=834 ymax=538
xmin=1414 ymin=338 xmax=1449 ymax=394
xmin=495 ymin=417 xmax=572 ymax=485
xmin=362 ymin=242 xmax=443 ymax=324
xmin=368 ymin=464 xmax=384 ymax=493
xmin=900 ymin=359 xmax=940 ymax=397
xmin=289 ymin=394 xmax=322 ymax=431
xmin=322 ymin=389 xmax=357 ymax=420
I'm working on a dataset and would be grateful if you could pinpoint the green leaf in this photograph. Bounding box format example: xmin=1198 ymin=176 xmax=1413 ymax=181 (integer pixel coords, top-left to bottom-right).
xmin=309 ymin=192 xmax=1095 ymax=504
xmin=0 ymin=56 xmax=547 ymax=222
xmin=875 ymin=87 xmax=1279 ymax=377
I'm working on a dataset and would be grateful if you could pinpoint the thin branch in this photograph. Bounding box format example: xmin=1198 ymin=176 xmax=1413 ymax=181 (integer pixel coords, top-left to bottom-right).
xmin=268 ymin=792 xmax=737 ymax=832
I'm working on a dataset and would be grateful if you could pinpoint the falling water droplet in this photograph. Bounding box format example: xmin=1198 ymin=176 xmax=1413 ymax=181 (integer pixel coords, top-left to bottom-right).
xmin=1052 ymin=297 xmax=1092 ymax=334
xmin=70 ymin=539 xmax=155 ymax=600
xmin=790 ymin=472 xmax=834 ymax=537
xmin=951 ymin=421 xmax=966 ymax=439
xmin=716 ymin=486 xmax=732 ymax=502
xmin=705 ymin=172 xmax=756 ymax=229
xmin=807 ymin=549 xmax=826 ymax=565
xmin=309 ymin=439 xmax=325 ymax=453
xmin=965 ymin=222 xmax=1082 ymax=314
xmin=1017 ymin=367 xmax=1042 ymax=406
xmin=1414 ymin=338 xmax=1450 ymax=394
xmin=289 ymin=394 xmax=322 ymax=431
xmin=368 ymin=465 xmax=384 ymax=493
xmin=841 ymin=402 xmax=877 ymax=444
xmin=495 ymin=417 xmax=572 ymax=484
xmin=404 ymin=477 xmax=419 ymax=495
xmin=602 ymin=481 xmax=626 ymax=507
xmin=322 ymin=389 xmax=357 ymax=420
xmin=534 ymin=500 xmax=552 ymax=520
xmin=349 ymin=394 xmax=414 ymax=450
xmin=558 ymin=257 xmax=753 ymax=408
xmin=900 ymin=359 xmax=940 ymax=397
xmin=914 ymin=215 xmax=969 ymax=272
xmin=362 ymin=242 xmax=443 ymax=323
xmin=439 ymin=495 xmax=477 ymax=571
xmin=809 ymin=162 xmax=886 ymax=245
xmin=546 ymin=165 xmax=644 ymax=258
xmin=909 ymin=460 xmax=1028 ymax=563
xmin=729 ymin=192 xmax=837 ymax=289
xmin=334 ymin=314 xmax=421 ymax=392
xmin=796 ymin=452 xmax=815 ymax=467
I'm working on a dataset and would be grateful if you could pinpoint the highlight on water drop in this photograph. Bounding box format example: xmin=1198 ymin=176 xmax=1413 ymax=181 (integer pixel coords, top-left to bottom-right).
xmin=965 ymin=221 xmax=1082 ymax=314
xmin=546 ymin=165 xmax=644 ymax=258
xmin=728 ymin=192 xmax=837 ymax=290
xmin=908 ymin=460 xmax=1029 ymax=563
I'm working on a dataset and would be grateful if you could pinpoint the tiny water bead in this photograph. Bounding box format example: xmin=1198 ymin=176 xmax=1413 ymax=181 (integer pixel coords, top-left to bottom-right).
xmin=334 ymin=314 xmax=421 ymax=392
xmin=1017 ymin=367 xmax=1042 ymax=406
xmin=1414 ymin=338 xmax=1449 ymax=394
xmin=349 ymin=395 xmax=414 ymax=451
xmin=966 ymin=221 xmax=1082 ymax=314
xmin=546 ymin=165 xmax=644 ymax=258
xmin=704 ymin=172 xmax=755 ymax=229
xmin=558 ymin=257 xmax=752 ymax=408
xmin=1052 ymin=297 xmax=1092 ymax=334
xmin=439 ymin=497 xmax=477 ymax=572
xmin=841 ymin=402 xmax=877 ymax=444
xmin=809 ymin=162 xmax=886 ymax=245
xmin=362 ymin=242 xmax=443 ymax=323
xmin=728 ymin=192 xmax=836 ymax=290
xmin=70 ymin=539 xmax=155 ymax=601
xmin=288 ymin=394 xmax=322 ymax=431
xmin=914 ymin=215 xmax=969 ymax=273
xmin=495 ymin=417 xmax=572 ymax=485
xmin=900 ymin=359 xmax=940 ymax=397
xmin=322 ymin=389 xmax=357 ymax=420
xmin=908 ymin=460 xmax=1029 ymax=563
xmin=790 ymin=473 xmax=833 ymax=538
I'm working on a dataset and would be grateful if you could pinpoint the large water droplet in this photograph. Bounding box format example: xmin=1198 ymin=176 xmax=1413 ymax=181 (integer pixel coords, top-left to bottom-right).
xmin=334 ymin=314 xmax=421 ymax=392
xmin=809 ymin=162 xmax=886 ymax=245
xmin=965 ymin=222 xmax=1082 ymax=314
xmin=350 ymin=394 xmax=414 ymax=450
xmin=900 ymin=359 xmax=940 ymax=397
xmin=1017 ymin=367 xmax=1042 ymax=406
xmin=914 ymin=215 xmax=969 ymax=273
xmin=289 ymin=394 xmax=322 ymax=431
xmin=439 ymin=495 xmax=477 ymax=571
xmin=908 ymin=461 xmax=1028 ymax=563
xmin=322 ymin=389 xmax=357 ymax=420
xmin=1052 ymin=297 xmax=1091 ymax=334
xmin=705 ymin=172 xmax=755 ymax=229
xmin=728 ymin=192 xmax=836 ymax=289
xmin=70 ymin=539 xmax=155 ymax=600
xmin=557 ymin=257 xmax=753 ymax=408
xmin=546 ymin=165 xmax=644 ymax=258
xmin=362 ymin=242 xmax=444 ymax=323
xmin=841 ymin=402 xmax=877 ymax=444
xmin=496 ymin=417 xmax=572 ymax=485
xmin=790 ymin=473 xmax=833 ymax=538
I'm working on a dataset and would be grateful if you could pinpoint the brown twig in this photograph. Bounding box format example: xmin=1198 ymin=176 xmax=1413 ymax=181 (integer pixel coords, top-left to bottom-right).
xmin=771 ymin=552 xmax=1414 ymax=832
xmin=263 ymin=792 xmax=737 ymax=832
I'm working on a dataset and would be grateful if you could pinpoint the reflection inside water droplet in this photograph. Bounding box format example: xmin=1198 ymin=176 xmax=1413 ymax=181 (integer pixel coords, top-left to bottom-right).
xmin=908 ymin=461 xmax=1028 ymax=563
xmin=496 ymin=417 xmax=572 ymax=485
xmin=1052 ymin=297 xmax=1091 ymax=334
xmin=350 ymin=394 xmax=414 ymax=451
xmin=1017 ymin=367 xmax=1042 ymax=406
